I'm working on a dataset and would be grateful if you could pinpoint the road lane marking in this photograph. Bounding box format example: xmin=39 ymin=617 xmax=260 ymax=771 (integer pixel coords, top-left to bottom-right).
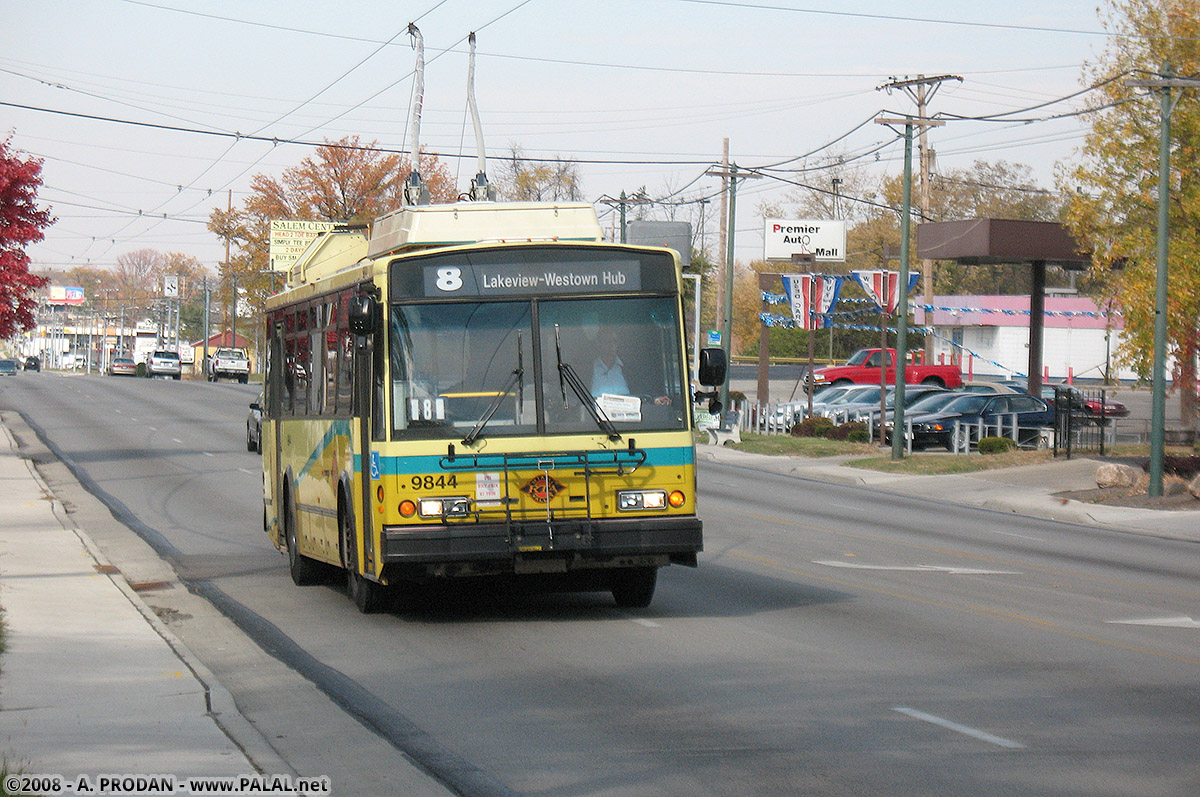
xmin=1107 ymin=616 xmax=1200 ymax=628
xmin=237 ymin=468 xmax=257 ymax=475
xmin=991 ymin=530 xmax=1044 ymax=541
xmin=892 ymin=707 xmax=1025 ymax=749
xmin=203 ymin=452 xmax=215 ymax=457
xmin=813 ymin=560 xmax=1020 ymax=576
xmin=732 ymin=551 xmax=1200 ymax=666
xmin=172 ymin=438 xmax=183 ymax=443
xmin=628 ymin=618 xmax=661 ymax=628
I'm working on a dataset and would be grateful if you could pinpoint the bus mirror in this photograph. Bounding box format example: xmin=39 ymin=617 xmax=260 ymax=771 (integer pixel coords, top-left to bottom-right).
xmin=349 ymin=294 xmax=378 ymax=336
xmin=697 ymin=347 xmax=726 ymax=387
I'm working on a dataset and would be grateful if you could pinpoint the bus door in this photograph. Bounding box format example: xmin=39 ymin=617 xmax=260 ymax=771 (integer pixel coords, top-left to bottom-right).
xmin=349 ymin=290 xmax=379 ymax=575
xmin=266 ymin=321 xmax=285 ymax=542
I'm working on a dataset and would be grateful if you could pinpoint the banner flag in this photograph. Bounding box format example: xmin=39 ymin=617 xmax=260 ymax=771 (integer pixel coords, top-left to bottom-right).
xmin=850 ymin=270 xmax=920 ymax=316
xmin=781 ymin=274 xmax=844 ymax=330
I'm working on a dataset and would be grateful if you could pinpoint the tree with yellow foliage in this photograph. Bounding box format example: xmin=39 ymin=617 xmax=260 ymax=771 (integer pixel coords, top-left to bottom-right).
xmin=1062 ymin=0 xmax=1200 ymax=424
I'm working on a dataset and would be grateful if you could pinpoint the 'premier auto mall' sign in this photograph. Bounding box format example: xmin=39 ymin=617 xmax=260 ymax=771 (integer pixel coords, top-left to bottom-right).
xmin=763 ymin=219 xmax=846 ymax=262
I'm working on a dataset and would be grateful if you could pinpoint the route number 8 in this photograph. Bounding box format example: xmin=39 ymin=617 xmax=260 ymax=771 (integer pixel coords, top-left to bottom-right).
xmin=436 ymin=267 xmax=463 ymax=292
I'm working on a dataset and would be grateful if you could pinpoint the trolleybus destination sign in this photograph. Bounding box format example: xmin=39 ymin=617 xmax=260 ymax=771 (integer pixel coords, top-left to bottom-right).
xmin=414 ymin=257 xmax=648 ymax=297
xmin=763 ymin=219 xmax=847 ymax=262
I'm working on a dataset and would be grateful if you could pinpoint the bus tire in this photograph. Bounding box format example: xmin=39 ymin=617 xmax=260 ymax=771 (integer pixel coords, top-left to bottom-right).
xmin=611 ymin=567 xmax=658 ymax=609
xmin=342 ymin=498 xmax=384 ymax=614
xmin=285 ymin=490 xmax=320 ymax=586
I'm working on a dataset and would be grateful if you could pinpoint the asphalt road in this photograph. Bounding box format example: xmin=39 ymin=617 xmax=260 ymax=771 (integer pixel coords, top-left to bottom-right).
xmin=2 ymin=370 xmax=1199 ymax=795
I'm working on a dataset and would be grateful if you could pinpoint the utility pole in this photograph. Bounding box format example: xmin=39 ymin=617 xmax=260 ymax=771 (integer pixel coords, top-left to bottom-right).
xmin=598 ymin=191 xmax=652 ymax=243
xmin=877 ymin=113 xmax=944 ymax=459
xmin=203 ymin=277 xmax=210 ymax=381
xmin=1126 ymin=65 xmax=1200 ymax=497
xmin=706 ymin=161 xmax=762 ymax=410
xmin=715 ymin=139 xmax=729 ymax=338
xmin=878 ymin=75 xmax=962 ymax=362
xmin=224 ymin=189 xmax=234 ymax=350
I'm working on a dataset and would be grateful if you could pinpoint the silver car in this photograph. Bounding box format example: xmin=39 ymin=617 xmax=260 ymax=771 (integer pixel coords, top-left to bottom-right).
xmin=145 ymin=349 xmax=182 ymax=380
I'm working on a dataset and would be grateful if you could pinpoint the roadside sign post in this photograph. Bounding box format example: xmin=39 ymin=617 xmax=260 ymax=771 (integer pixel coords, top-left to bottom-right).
xmin=765 ymin=220 xmax=846 ymax=418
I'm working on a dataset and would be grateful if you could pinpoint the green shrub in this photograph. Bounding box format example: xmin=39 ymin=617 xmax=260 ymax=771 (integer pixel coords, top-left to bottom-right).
xmin=135 ymin=362 xmax=146 ymax=377
xmin=847 ymin=429 xmax=871 ymax=444
xmin=978 ymin=436 xmax=1018 ymax=454
xmin=792 ymin=416 xmax=834 ymax=437
xmin=827 ymin=420 xmax=868 ymax=441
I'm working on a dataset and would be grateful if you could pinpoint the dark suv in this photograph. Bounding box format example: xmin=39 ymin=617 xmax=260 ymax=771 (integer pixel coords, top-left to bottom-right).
xmin=24 ymin=356 xmax=40 ymax=372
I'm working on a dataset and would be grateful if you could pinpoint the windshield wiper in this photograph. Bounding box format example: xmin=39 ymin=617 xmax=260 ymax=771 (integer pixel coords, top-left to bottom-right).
xmin=462 ymin=332 xmax=523 ymax=446
xmin=554 ymin=325 xmax=621 ymax=441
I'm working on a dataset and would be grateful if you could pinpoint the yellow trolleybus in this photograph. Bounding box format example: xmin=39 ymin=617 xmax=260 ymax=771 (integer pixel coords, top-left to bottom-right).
xmin=260 ymin=201 xmax=725 ymax=612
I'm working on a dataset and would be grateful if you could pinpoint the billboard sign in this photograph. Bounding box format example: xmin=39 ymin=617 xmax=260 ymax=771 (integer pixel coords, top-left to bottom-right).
xmin=764 ymin=219 xmax=846 ymax=262
xmin=48 ymin=286 xmax=86 ymax=306
xmin=269 ymin=220 xmax=337 ymax=272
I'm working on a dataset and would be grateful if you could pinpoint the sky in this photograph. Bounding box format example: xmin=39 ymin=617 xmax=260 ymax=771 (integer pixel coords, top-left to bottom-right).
xmin=2 ymin=0 xmax=1121 ymax=278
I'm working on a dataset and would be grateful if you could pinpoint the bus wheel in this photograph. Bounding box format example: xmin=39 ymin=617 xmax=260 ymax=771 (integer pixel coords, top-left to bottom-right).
xmin=611 ymin=567 xmax=658 ymax=609
xmin=342 ymin=504 xmax=384 ymax=614
xmin=285 ymin=494 xmax=320 ymax=586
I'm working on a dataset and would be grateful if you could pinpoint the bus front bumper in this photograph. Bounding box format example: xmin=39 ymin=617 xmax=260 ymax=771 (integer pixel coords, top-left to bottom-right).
xmin=381 ymin=516 xmax=702 ymax=574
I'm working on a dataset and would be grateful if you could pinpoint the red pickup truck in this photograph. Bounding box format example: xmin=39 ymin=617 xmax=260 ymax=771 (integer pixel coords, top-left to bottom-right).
xmin=810 ymin=348 xmax=963 ymax=389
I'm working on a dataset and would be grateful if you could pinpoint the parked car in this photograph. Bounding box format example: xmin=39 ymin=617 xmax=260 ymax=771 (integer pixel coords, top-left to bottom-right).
xmin=960 ymin=381 xmax=1023 ymax=395
xmin=247 ymin=392 xmax=263 ymax=453
xmin=107 ymin=356 xmax=137 ymax=377
xmin=1041 ymin=384 xmax=1129 ymax=422
xmin=881 ymin=390 xmax=970 ymax=440
xmin=771 ymin=384 xmax=860 ymax=426
xmin=0 ymin=358 xmax=19 ymax=376
xmin=23 ymin=356 xmax=40 ymax=372
xmin=144 ymin=349 xmax=182 ymax=380
xmin=907 ymin=392 xmax=1055 ymax=451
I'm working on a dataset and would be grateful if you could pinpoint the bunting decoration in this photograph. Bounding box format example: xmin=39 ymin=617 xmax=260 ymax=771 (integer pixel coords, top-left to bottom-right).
xmin=850 ymin=270 xmax=921 ymax=316
xmin=780 ymin=274 xmax=844 ymax=330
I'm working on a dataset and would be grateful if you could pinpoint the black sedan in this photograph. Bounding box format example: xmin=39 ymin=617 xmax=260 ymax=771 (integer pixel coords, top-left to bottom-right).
xmin=907 ymin=392 xmax=1055 ymax=451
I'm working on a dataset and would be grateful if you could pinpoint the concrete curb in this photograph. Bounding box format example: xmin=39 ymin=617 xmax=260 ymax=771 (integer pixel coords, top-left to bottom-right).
xmin=0 ymin=419 xmax=294 ymax=778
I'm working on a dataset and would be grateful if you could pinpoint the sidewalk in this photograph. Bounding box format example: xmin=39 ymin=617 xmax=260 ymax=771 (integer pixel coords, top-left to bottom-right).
xmin=0 ymin=421 xmax=290 ymax=781
xmin=697 ymin=444 xmax=1200 ymax=541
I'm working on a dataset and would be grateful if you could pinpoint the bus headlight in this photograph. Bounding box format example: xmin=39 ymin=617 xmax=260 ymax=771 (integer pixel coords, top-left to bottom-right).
xmin=417 ymin=496 xmax=471 ymax=518
xmin=617 ymin=490 xmax=667 ymax=511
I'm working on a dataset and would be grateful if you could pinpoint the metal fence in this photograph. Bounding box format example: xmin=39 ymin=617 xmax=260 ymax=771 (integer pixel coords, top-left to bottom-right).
xmin=726 ymin=388 xmax=1128 ymax=458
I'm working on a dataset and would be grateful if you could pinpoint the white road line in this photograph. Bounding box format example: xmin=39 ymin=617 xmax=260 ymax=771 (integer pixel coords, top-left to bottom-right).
xmin=814 ymin=560 xmax=1020 ymax=575
xmin=628 ymin=618 xmax=660 ymax=628
xmin=203 ymin=452 xmax=215 ymax=457
xmin=172 ymin=438 xmax=183 ymax=443
xmin=992 ymin=530 xmax=1044 ymax=541
xmin=237 ymin=468 xmax=257 ymax=475
xmin=893 ymin=707 xmax=1025 ymax=749
xmin=1107 ymin=616 xmax=1200 ymax=628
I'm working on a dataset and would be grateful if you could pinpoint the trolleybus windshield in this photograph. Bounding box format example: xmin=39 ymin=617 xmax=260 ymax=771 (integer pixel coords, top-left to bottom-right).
xmin=390 ymin=294 xmax=687 ymax=439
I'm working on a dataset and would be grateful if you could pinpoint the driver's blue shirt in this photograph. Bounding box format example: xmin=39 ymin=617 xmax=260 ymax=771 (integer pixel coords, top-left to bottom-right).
xmin=592 ymin=356 xmax=629 ymax=396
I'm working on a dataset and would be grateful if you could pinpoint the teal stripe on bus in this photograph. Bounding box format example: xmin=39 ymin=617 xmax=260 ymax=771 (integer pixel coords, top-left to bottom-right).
xmin=363 ymin=445 xmax=695 ymax=476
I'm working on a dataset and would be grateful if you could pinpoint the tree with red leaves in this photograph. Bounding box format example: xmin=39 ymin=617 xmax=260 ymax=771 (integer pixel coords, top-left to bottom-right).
xmin=1 ymin=136 xmax=53 ymax=339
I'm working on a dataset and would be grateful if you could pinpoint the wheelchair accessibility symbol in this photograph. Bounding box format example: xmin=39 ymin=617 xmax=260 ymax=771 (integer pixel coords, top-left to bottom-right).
xmin=369 ymin=451 xmax=380 ymax=480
